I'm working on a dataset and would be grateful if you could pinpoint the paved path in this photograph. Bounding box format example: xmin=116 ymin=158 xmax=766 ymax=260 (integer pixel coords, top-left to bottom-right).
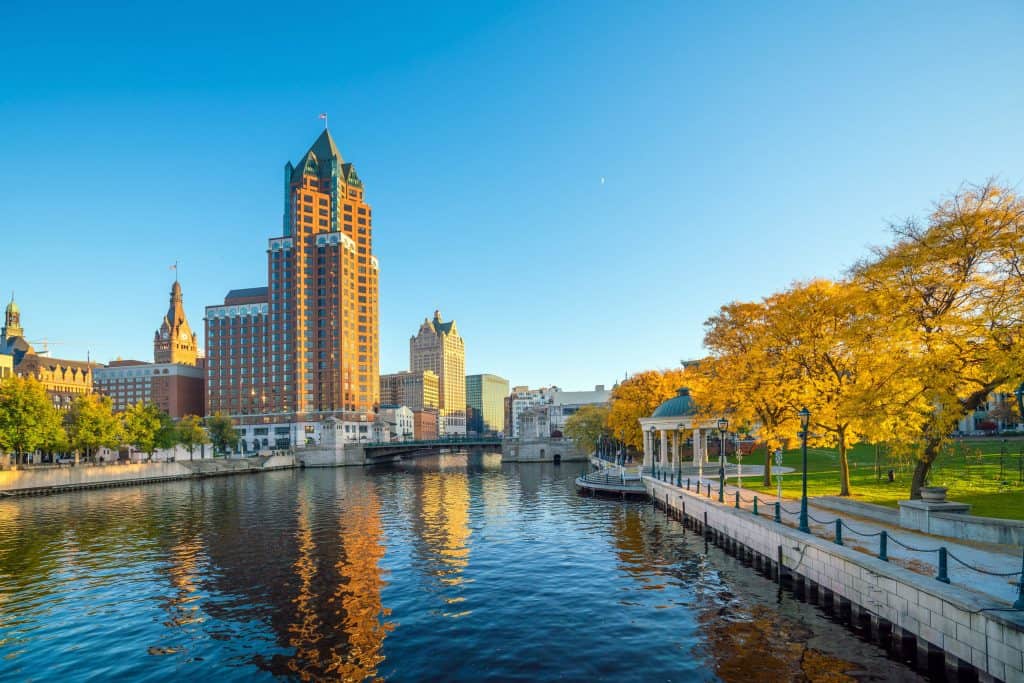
xmin=664 ymin=474 xmax=1023 ymax=607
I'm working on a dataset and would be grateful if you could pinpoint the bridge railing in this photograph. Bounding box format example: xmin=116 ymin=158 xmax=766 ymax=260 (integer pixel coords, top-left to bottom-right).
xmin=361 ymin=436 xmax=504 ymax=449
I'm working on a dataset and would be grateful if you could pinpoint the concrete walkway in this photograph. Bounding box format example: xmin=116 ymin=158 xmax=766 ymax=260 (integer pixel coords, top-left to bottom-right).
xmin=667 ymin=473 xmax=1023 ymax=607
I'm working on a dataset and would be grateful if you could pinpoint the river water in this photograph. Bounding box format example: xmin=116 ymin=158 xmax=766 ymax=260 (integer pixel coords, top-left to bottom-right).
xmin=0 ymin=454 xmax=923 ymax=682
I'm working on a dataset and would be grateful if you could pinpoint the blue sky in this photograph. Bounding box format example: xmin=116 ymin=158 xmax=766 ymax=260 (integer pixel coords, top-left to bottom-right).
xmin=1 ymin=1 xmax=1021 ymax=390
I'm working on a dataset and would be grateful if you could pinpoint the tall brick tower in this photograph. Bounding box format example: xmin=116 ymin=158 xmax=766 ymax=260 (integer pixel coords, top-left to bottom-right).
xmin=206 ymin=128 xmax=380 ymax=427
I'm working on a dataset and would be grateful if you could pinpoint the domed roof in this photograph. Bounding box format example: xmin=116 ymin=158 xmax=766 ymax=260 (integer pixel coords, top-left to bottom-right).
xmin=651 ymin=387 xmax=696 ymax=418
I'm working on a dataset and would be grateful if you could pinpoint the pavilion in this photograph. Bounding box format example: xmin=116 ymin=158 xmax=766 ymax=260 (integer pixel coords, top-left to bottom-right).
xmin=637 ymin=388 xmax=724 ymax=475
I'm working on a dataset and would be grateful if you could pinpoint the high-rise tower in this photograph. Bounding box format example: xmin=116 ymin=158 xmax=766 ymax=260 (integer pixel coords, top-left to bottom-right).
xmin=205 ymin=128 xmax=380 ymax=431
xmin=410 ymin=311 xmax=466 ymax=435
xmin=154 ymin=280 xmax=198 ymax=365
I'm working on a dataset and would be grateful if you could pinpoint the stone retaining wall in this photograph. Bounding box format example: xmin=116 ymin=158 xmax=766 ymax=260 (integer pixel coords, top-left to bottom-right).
xmin=0 ymin=456 xmax=296 ymax=495
xmin=646 ymin=478 xmax=1024 ymax=682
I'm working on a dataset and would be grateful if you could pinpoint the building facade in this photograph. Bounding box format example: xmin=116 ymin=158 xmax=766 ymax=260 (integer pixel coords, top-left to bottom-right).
xmin=1 ymin=296 xmax=96 ymax=408
xmin=379 ymin=370 xmax=439 ymax=411
xmin=413 ymin=409 xmax=439 ymax=440
xmin=505 ymin=385 xmax=558 ymax=437
xmin=205 ymin=129 xmax=381 ymax=438
xmin=466 ymin=373 xmax=509 ymax=435
xmin=410 ymin=311 xmax=466 ymax=435
xmin=378 ymin=405 xmax=414 ymax=441
xmin=0 ymin=351 xmax=12 ymax=381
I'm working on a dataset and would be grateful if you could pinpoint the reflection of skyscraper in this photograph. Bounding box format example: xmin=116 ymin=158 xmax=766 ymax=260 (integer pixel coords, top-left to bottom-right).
xmin=278 ymin=472 xmax=392 ymax=680
xmin=332 ymin=486 xmax=392 ymax=680
xmin=415 ymin=469 xmax=472 ymax=615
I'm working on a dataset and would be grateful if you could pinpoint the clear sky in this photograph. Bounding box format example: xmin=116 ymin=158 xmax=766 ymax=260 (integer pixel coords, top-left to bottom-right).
xmin=1 ymin=1 xmax=1021 ymax=391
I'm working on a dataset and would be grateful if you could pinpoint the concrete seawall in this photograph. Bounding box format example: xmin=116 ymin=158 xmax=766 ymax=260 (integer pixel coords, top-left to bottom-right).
xmin=0 ymin=455 xmax=297 ymax=496
xmin=646 ymin=477 xmax=1024 ymax=682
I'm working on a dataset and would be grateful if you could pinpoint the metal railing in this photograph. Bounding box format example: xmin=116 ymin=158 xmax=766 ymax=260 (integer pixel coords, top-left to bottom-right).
xmin=650 ymin=473 xmax=1024 ymax=609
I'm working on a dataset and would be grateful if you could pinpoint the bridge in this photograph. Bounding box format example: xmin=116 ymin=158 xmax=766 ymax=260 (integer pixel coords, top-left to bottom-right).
xmin=361 ymin=436 xmax=503 ymax=461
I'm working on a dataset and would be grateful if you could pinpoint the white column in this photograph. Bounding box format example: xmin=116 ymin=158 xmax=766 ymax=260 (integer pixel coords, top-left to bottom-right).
xmin=643 ymin=429 xmax=652 ymax=468
xmin=692 ymin=428 xmax=703 ymax=466
xmin=659 ymin=430 xmax=668 ymax=466
xmin=672 ymin=431 xmax=680 ymax=471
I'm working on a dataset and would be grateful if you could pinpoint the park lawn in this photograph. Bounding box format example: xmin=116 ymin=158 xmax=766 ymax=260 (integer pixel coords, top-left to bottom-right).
xmin=737 ymin=438 xmax=1024 ymax=521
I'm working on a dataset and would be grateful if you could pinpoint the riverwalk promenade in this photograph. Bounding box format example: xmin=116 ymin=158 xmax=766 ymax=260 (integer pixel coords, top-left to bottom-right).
xmin=645 ymin=472 xmax=1024 ymax=681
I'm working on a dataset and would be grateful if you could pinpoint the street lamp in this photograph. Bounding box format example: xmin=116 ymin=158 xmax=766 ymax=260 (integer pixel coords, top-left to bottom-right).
xmin=798 ymin=407 xmax=811 ymax=533
xmin=717 ymin=417 xmax=728 ymax=502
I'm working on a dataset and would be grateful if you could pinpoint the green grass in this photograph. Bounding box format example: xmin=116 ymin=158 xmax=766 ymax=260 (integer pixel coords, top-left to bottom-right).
xmin=737 ymin=438 xmax=1024 ymax=521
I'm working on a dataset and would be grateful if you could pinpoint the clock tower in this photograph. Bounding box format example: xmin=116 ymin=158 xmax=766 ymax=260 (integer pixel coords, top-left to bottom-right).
xmin=154 ymin=280 xmax=198 ymax=365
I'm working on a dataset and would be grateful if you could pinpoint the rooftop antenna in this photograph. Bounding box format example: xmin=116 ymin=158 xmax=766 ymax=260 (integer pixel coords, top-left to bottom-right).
xmin=170 ymin=261 xmax=179 ymax=282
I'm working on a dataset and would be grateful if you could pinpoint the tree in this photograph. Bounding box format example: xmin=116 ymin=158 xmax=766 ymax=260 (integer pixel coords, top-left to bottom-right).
xmin=698 ymin=300 xmax=801 ymax=487
xmin=121 ymin=402 xmax=164 ymax=460
xmin=176 ymin=415 xmax=209 ymax=460
xmin=564 ymin=405 xmax=610 ymax=456
xmin=205 ymin=413 xmax=237 ymax=455
xmin=852 ymin=182 xmax=1024 ymax=498
xmin=607 ymin=369 xmax=689 ymax=450
xmin=0 ymin=376 xmax=66 ymax=465
xmin=153 ymin=411 xmax=179 ymax=459
xmin=66 ymin=394 xmax=122 ymax=463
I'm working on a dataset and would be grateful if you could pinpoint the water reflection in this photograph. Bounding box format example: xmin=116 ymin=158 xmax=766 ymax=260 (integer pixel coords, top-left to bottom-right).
xmin=0 ymin=455 xmax=920 ymax=682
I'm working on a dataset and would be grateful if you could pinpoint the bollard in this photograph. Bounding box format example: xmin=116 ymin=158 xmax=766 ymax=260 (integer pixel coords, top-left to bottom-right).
xmin=879 ymin=531 xmax=888 ymax=562
xmin=1015 ymin=548 xmax=1024 ymax=610
xmin=706 ymin=482 xmax=711 ymax=498
xmin=774 ymin=502 xmax=781 ymax=524
xmin=752 ymin=496 xmax=759 ymax=516
xmin=735 ymin=491 xmax=740 ymax=509
xmin=687 ymin=478 xmax=691 ymax=491
xmin=834 ymin=518 xmax=843 ymax=546
xmin=936 ymin=547 xmax=950 ymax=584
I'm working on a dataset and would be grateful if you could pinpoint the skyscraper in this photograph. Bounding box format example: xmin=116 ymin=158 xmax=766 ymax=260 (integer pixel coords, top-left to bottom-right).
xmin=205 ymin=128 xmax=380 ymax=439
xmin=465 ymin=374 xmax=509 ymax=435
xmin=410 ymin=311 xmax=465 ymax=435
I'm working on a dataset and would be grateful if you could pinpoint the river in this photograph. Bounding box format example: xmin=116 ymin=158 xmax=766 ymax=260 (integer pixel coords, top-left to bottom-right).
xmin=0 ymin=454 xmax=923 ymax=681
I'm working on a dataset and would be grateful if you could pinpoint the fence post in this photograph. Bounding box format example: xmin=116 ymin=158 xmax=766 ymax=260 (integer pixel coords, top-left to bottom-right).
xmin=835 ymin=518 xmax=843 ymax=546
xmin=774 ymin=502 xmax=781 ymax=524
xmin=734 ymin=491 xmax=740 ymax=509
xmin=936 ymin=547 xmax=950 ymax=584
xmin=687 ymin=477 xmax=691 ymax=491
xmin=879 ymin=531 xmax=888 ymax=562
xmin=706 ymin=482 xmax=711 ymax=498
xmin=752 ymin=496 xmax=759 ymax=516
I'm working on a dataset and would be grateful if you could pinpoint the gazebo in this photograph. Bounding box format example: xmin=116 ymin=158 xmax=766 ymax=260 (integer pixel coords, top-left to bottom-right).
xmin=637 ymin=388 xmax=723 ymax=475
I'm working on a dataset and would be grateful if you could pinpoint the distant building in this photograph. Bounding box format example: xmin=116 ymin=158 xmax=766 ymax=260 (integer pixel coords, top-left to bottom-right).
xmin=94 ymin=360 xmax=205 ymax=417
xmin=378 ymin=405 xmax=414 ymax=441
xmin=410 ymin=310 xmax=466 ymax=435
xmin=0 ymin=352 xmax=12 ymax=381
xmin=547 ymin=385 xmax=611 ymax=432
xmin=1 ymin=296 xmax=96 ymax=409
xmin=465 ymin=373 xmax=509 ymax=435
xmin=505 ymin=385 xmax=558 ymax=437
xmin=379 ymin=370 xmax=439 ymax=411
xmin=413 ymin=409 xmax=438 ymax=440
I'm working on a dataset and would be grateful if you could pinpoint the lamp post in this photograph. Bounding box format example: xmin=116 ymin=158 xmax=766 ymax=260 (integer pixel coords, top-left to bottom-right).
xmin=798 ymin=407 xmax=811 ymax=533
xmin=717 ymin=417 xmax=728 ymax=502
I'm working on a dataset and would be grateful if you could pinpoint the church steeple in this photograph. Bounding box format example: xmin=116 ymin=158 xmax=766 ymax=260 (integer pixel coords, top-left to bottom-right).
xmin=154 ymin=280 xmax=197 ymax=365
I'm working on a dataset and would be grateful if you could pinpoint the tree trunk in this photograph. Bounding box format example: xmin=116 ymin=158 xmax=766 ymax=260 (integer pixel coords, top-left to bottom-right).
xmin=838 ymin=435 xmax=851 ymax=497
xmin=909 ymin=439 xmax=941 ymax=499
xmin=762 ymin=447 xmax=772 ymax=487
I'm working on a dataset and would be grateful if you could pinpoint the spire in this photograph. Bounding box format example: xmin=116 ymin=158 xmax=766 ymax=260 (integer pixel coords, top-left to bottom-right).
xmin=308 ymin=128 xmax=343 ymax=164
xmin=154 ymin=279 xmax=197 ymax=366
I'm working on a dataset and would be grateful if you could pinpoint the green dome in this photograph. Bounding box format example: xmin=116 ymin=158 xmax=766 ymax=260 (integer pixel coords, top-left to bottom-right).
xmin=651 ymin=388 xmax=696 ymax=418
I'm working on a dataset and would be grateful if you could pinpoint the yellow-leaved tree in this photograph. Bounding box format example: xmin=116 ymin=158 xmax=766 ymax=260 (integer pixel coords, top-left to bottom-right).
xmin=607 ymin=369 xmax=689 ymax=451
